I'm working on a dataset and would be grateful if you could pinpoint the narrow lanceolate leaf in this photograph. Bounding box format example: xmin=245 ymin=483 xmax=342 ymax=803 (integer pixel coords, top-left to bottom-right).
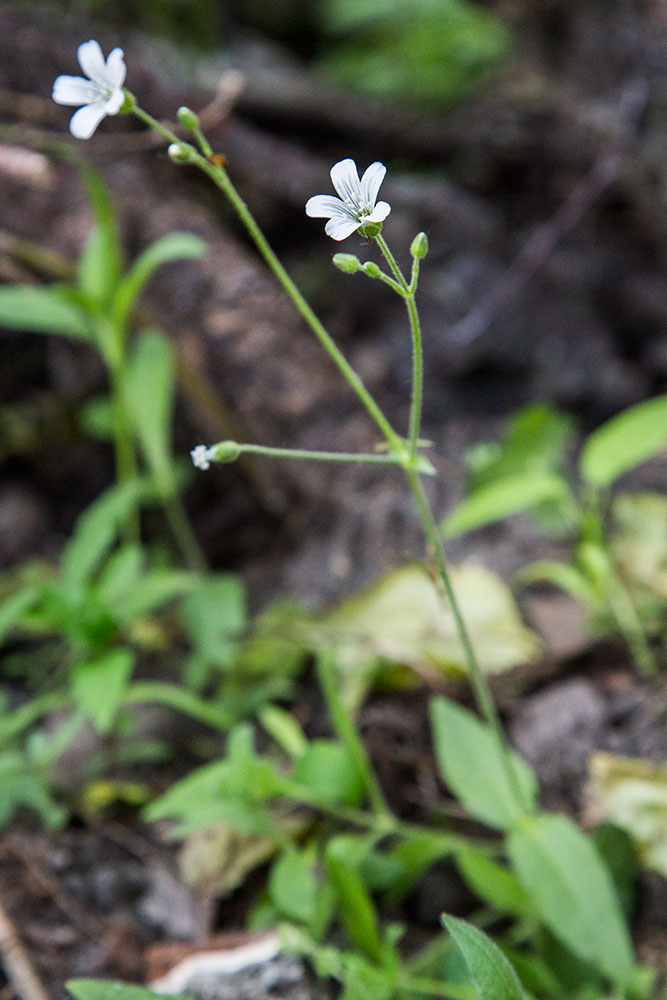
xmin=126 ymin=330 xmax=176 ymax=490
xmin=580 ymin=394 xmax=667 ymax=489
xmin=67 ymin=979 xmax=193 ymax=1000
xmin=442 ymin=472 xmax=570 ymax=538
xmin=442 ymin=915 xmax=526 ymax=1000
xmin=77 ymin=166 xmax=123 ymax=308
xmin=430 ymin=697 xmax=537 ymax=830
xmin=0 ymin=285 xmax=90 ymax=338
xmin=507 ymin=813 xmax=635 ymax=985
xmin=112 ymin=232 xmax=207 ymax=328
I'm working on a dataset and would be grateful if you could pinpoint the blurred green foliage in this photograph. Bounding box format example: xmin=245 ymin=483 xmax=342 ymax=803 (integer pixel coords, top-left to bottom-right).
xmin=318 ymin=0 xmax=511 ymax=107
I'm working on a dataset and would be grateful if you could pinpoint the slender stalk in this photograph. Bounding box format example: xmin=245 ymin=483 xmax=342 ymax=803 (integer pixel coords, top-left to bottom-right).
xmin=163 ymin=494 xmax=208 ymax=572
xmin=375 ymin=234 xmax=423 ymax=456
xmin=130 ymin=104 xmax=403 ymax=455
xmin=219 ymin=442 xmax=415 ymax=468
xmin=316 ymin=650 xmax=391 ymax=817
xmin=606 ymin=568 xmax=656 ymax=677
xmin=404 ymin=466 xmax=530 ymax=816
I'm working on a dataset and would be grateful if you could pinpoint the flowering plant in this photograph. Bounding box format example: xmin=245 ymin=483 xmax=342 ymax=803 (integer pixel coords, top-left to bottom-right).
xmin=305 ymin=158 xmax=391 ymax=240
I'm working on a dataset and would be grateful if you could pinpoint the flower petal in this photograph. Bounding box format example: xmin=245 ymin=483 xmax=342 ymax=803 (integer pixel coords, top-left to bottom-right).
xmin=325 ymin=216 xmax=361 ymax=240
xmin=366 ymin=200 xmax=391 ymax=223
xmin=52 ymin=75 xmax=100 ymax=106
xmin=69 ymin=102 xmax=108 ymax=140
xmin=306 ymin=194 xmax=349 ymax=219
xmin=330 ymin=159 xmax=361 ymax=206
xmin=105 ymin=48 xmax=126 ymax=89
xmin=360 ymin=162 xmax=387 ymax=209
xmin=104 ymin=88 xmax=125 ymax=115
xmin=77 ymin=40 xmax=107 ymax=84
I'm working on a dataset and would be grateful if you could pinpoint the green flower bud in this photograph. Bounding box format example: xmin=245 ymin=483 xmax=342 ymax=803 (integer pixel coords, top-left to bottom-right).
xmin=177 ymin=106 xmax=200 ymax=130
xmin=168 ymin=142 xmax=195 ymax=164
xmin=333 ymin=253 xmax=361 ymax=274
xmin=362 ymin=261 xmax=382 ymax=278
xmin=213 ymin=441 xmax=242 ymax=463
xmin=410 ymin=232 xmax=429 ymax=259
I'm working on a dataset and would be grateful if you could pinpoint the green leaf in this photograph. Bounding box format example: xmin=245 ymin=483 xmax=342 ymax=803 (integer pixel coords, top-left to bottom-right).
xmin=61 ymin=480 xmax=146 ymax=591
xmin=514 ymin=559 xmax=597 ymax=606
xmin=0 ymin=285 xmax=90 ymax=338
xmin=442 ymin=473 xmax=570 ymax=538
xmin=0 ymin=586 xmax=40 ymax=645
xmin=67 ymin=980 xmax=193 ymax=1000
xmin=0 ymin=750 xmax=67 ymax=830
xmin=112 ymin=232 xmax=207 ymax=329
xmin=71 ymin=648 xmax=135 ymax=734
xmin=454 ymin=844 xmax=533 ymax=918
xmin=126 ymin=330 xmax=176 ymax=490
xmin=325 ymin=835 xmax=382 ymax=961
xmin=507 ymin=813 xmax=635 ymax=985
xmin=269 ymin=848 xmax=318 ymax=924
xmin=183 ymin=575 xmax=247 ymax=667
xmin=77 ymin=167 xmax=123 ymax=310
xmin=580 ymin=395 xmax=667 ymax=489
xmin=291 ymin=740 xmax=365 ymax=807
xmin=430 ymin=696 xmax=537 ymax=830
xmin=442 ymin=914 xmax=526 ymax=1000
xmin=111 ymin=569 xmax=196 ymax=622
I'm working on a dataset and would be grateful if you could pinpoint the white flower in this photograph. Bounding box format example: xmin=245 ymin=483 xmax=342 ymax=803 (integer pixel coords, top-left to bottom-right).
xmin=52 ymin=40 xmax=126 ymax=139
xmin=191 ymin=445 xmax=217 ymax=471
xmin=305 ymin=159 xmax=391 ymax=241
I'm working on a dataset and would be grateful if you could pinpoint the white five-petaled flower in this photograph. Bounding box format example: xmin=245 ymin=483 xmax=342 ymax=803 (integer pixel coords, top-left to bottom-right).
xmin=305 ymin=159 xmax=391 ymax=241
xmin=52 ymin=40 xmax=126 ymax=140
xmin=191 ymin=445 xmax=217 ymax=471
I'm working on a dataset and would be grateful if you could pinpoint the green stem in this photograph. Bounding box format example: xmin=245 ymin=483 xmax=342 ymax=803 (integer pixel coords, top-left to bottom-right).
xmin=606 ymin=568 xmax=657 ymax=678
xmin=163 ymin=494 xmax=208 ymax=572
xmin=316 ymin=650 xmax=391 ymax=817
xmin=107 ymin=355 xmax=141 ymax=544
xmin=221 ymin=442 xmax=412 ymax=468
xmin=122 ymin=681 xmax=234 ymax=730
xmin=130 ymin=104 xmax=403 ymax=455
xmin=404 ymin=467 xmax=530 ymax=816
xmin=375 ymin=235 xmax=423 ymax=457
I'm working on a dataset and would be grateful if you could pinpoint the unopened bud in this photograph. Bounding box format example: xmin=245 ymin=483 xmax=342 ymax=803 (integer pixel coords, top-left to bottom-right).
xmin=410 ymin=232 xmax=429 ymax=259
xmin=362 ymin=261 xmax=382 ymax=278
xmin=177 ymin=106 xmax=200 ymax=130
xmin=168 ymin=142 xmax=194 ymax=164
xmin=333 ymin=253 xmax=361 ymax=274
xmin=213 ymin=441 xmax=242 ymax=463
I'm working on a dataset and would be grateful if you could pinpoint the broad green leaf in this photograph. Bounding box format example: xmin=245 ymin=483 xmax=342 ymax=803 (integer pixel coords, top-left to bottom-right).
xmin=312 ymin=565 xmax=541 ymax=705
xmin=588 ymin=752 xmax=667 ymax=879
xmin=454 ymin=844 xmax=533 ymax=918
xmin=96 ymin=546 xmax=145 ymax=606
xmin=126 ymin=330 xmax=176 ymax=490
xmin=61 ymin=480 xmax=146 ymax=591
xmin=77 ymin=166 xmax=123 ymax=307
xmin=112 ymin=232 xmax=207 ymax=329
xmin=507 ymin=813 xmax=635 ymax=985
xmin=291 ymin=739 xmax=365 ymax=807
xmin=431 ymin=696 xmax=537 ymax=830
xmin=325 ymin=835 xmax=382 ymax=961
xmin=259 ymin=704 xmax=309 ymax=758
xmin=442 ymin=473 xmax=570 ymax=538
xmin=67 ymin=980 xmax=192 ymax=1000
xmin=580 ymin=395 xmax=667 ymax=488
xmin=0 ymin=285 xmax=90 ymax=338
xmin=183 ymin=575 xmax=247 ymax=665
xmin=71 ymin=648 xmax=134 ymax=734
xmin=442 ymin=914 xmax=526 ymax=1000
xmin=269 ymin=848 xmax=318 ymax=924
xmin=340 ymin=957 xmax=396 ymax=1000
